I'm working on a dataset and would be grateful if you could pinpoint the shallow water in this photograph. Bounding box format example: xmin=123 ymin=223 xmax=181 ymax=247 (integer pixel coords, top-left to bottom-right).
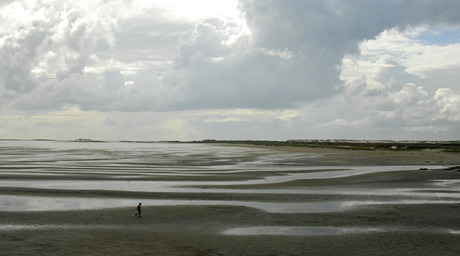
xmin=1 ymin=223 xmax=457 ymax=237
xmin=0 ymin=195 xmax=346 ymax=213
xmin=0 ymin=224 xmax=123 ymax=231
xmin=0 ymin=140 xmax=458 ymax=214
xmin=1 ymin=194 xmax=459 ymax=213
xmin=223 ymin=226 xmax=384 ymax=235
xmin=1 ymin=224 xmax=456 ymax=236
xmin=222 ymin=226 xmax=456 ymax=236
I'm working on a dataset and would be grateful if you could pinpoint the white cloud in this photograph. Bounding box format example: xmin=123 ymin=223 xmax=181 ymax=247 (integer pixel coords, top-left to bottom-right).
xmin=1 ymin=0 xmax=460 ymax=140
xmin=336 ymin=22 xmax=460 ymax=138
xmin=359 ymin=28 xmax=460 ymax=79
xmin=3 ymin=0 xmax=460 ymax=112
xmin=433 ymin=88 xmax=460 ymax=121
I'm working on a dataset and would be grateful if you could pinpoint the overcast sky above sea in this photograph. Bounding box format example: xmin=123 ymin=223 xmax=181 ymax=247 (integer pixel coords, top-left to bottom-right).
xmin=1 ymin=0 xmax=459 ymax=141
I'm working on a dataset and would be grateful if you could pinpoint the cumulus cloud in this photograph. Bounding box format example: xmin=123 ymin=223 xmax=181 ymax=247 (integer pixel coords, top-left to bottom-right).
xmin=336 ymin=22 xmax=460 ymax=138
xmin=2 ymin=0 xmax=460 ymax=113
xmin=322 ymin=59 xmax=460 ymax=138
xmin=110 ymin=0 xmax=460 ymax=112
xmin=433 ymin=88 xmax=460 ymax=121
xmin=1 ymin=0 xmax=460 ymax=140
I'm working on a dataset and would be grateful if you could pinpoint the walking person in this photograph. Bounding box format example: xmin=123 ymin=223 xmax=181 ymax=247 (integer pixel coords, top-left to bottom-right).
xmin=135 ymin=202 xmax=141 ymax=217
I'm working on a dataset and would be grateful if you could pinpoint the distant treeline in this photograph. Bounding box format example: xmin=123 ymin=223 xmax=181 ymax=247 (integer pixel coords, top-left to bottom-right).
xmin=163 ymin=139 xmax=460 ymax=152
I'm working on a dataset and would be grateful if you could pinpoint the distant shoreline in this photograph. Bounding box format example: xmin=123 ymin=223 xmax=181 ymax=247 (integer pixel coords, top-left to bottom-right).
xmin=1 ymin=138 xmax=460 ymax=152
xmin=170 ymin=139 xmax=460 ymax=152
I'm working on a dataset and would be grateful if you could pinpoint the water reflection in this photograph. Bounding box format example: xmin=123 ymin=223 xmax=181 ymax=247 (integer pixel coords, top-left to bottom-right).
xmin=0 ymin=195 xmax=344 ymax=213
xmin=2 ymin=224 xmax=456 ymax=236
xmin=0 ymin=224 xmax=122 ymax=231
xmin=222 ymin=226 xmax=384 ymax=236
xmin=0 ymin=140 xmax=458 ymax=216
xmin=0 ymin=179 xmax=459 ymax=200
xmin=222 ymin=226 xmax=455 ymax=236
xmin=1 ymin=195 xmax=459 ymax=213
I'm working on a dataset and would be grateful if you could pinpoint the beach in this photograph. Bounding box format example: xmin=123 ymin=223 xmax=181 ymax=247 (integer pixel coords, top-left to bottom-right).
xmin=1 ymin=141 xmax=460 ymax=255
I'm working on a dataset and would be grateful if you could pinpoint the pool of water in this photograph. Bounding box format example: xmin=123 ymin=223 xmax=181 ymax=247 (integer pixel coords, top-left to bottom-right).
xmin=223 ymin=226 xmax=384 ymax=235
xmin=0 ymin=224 xmax=123 ymax=231
xmin=1 ymin=194 xmax=459 ymax=213
xmin=222 ymin=226 xmax=457 ymax=236
xmin=1 ymin=223 xmax=457 ymax=236
xmin=0 ymin=140 xmax=458 ymax=215
xmin=0 ymin=195 xmax=345 ymax=212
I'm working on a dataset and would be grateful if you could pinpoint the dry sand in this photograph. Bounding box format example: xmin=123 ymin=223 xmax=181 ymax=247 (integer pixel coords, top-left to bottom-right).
xmin=1 ymin=144 xmax=460 ymax=255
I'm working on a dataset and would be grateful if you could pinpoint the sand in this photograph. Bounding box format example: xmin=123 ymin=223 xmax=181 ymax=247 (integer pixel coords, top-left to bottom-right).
xmin=1 ymin=144 xmax=460 ymax=255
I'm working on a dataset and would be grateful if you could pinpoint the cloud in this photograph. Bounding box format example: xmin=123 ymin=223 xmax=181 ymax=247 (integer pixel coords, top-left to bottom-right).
xmin=358 ymin=27 xmax=460 ymax=81
xmin=2 ymin=0 xmax=460 ymax=113
xmin=1 ymin=0 xmax=460 ymax=141
xmin=0 ymin=1 xmax=192 ymax=111
xmin=335 ymin=20 xmax=460 ymax=137
xmin=0 ymin=1 xmax=118 ymax=109
xmin=322 ymin=60 xmax=460 ymax=138
xmin=433 ymin=88 xmax=460 ymax=121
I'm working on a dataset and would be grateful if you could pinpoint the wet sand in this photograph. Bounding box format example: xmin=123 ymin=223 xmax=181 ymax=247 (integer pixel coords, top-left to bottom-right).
xmin=1 ymin=143 xmax=460 ymax=255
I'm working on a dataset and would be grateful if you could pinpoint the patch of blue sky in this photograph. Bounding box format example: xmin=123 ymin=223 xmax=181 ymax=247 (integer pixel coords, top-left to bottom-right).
xmin=412 ymin=25 xmax=460 ymax=46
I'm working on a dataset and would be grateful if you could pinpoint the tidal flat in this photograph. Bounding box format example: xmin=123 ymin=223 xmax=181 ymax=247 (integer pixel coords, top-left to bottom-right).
xmin=1 ymin=140 xmax=460 ymax=255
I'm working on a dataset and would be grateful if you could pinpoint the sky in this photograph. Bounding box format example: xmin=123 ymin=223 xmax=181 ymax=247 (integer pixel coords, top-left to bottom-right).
xmin=1 ymin=0 xmax=460 ymax=141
